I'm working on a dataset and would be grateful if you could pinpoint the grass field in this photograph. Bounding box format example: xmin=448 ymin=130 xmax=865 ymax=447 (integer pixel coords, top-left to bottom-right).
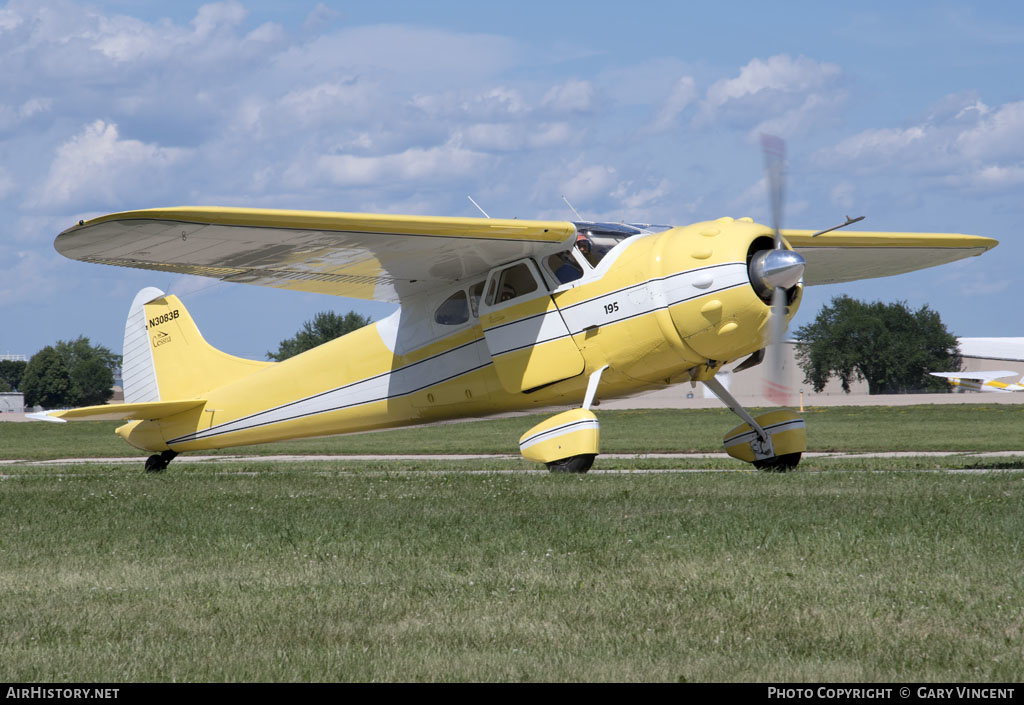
xmin=5 ymin=405 xmax=1024 ymax=460
xmin=2 ymin=406 xmax=1024 ymax=682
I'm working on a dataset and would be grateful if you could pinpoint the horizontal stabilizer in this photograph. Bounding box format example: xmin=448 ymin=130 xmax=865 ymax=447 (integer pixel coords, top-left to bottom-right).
xmin=28 ymin=399 xmax=206 ymax=423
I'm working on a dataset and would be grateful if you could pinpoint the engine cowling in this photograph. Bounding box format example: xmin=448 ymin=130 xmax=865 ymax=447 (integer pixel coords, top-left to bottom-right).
xmin=655 ymin=219 xmax=803 ymax=363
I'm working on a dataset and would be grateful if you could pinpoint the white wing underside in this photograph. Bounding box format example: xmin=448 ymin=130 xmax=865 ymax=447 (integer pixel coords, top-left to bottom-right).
xmin=930 ymin=371 xmax=1020 ymax=382
xmin=783 ymin=230 xmax=996 ymax=286
xmin=56 ymin=208 xmax=577 ymax=303
xmin=796 ymin=245 xmax=992 ymax=286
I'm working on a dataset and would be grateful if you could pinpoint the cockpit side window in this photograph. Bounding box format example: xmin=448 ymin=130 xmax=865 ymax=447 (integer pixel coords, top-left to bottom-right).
xmin=546 ymin=250 xmax=584 ymax=284
xmin=434 ymin=289 xmax=469 ymax=326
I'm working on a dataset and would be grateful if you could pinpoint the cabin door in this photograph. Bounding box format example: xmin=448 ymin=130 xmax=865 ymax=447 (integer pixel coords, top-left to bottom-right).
xmin=478 ymin=258 xmax=585 ymax=393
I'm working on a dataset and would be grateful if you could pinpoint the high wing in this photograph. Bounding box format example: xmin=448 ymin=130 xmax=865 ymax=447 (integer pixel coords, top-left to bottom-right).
xmin=783 ymin=230 xmax=998 ymax=286
xmin=55 ymin=208 xmax=996 ymax=300
xmin=930 ymin=371 xmax=1021 ymax=382
xmin=55 ymin=207 xmax=577 ymax=303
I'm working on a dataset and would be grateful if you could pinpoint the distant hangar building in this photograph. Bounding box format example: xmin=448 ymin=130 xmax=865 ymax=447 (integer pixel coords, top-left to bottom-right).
xmin=1 ymin=392 xmax=24 ymax=413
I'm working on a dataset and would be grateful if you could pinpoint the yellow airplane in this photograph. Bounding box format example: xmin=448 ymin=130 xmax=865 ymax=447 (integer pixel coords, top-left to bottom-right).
xmin=29 ymin=201 xmax=995 ymax=473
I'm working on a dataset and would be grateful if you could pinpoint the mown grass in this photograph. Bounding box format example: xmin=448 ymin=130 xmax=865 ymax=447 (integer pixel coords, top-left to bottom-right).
xmin=3 ymin=406 xmax=1024 ymax=681
xmin=1 ymin=465 xmax=1023 ymax=682
xmin=4 ymin=404 xmax=1024 ymax=460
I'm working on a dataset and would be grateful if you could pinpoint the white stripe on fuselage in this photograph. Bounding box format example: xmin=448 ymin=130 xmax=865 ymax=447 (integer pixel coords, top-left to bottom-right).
xmin=559 ymin=261 xmax=748 ymax=333
xmin=167 ymin=337 xmax=491 ymax=444
xmin=483 ymin=307 xmax=574 ymax=356
xmin=485 ymin=261 xmax=750 ymax=359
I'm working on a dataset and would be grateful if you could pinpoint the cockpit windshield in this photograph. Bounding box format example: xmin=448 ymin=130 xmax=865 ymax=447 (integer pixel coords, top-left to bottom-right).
xmin=572 ymin=222 xmax=663 ymax=267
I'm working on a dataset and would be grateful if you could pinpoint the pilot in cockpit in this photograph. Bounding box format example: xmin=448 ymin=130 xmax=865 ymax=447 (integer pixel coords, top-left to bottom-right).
xmin=576 ymin=232 xmax=597 ymax=266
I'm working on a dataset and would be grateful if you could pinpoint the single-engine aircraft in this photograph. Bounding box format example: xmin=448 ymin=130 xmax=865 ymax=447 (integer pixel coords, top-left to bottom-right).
xmin=930 ymin=371 xmax=1024 ymax=393
xmin=31 ymin=141 xmax=997 ymax=472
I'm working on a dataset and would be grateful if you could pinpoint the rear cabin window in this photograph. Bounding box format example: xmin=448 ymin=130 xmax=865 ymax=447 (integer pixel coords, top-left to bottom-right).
xmin=434 ymin=289 xmax=469 ymax=326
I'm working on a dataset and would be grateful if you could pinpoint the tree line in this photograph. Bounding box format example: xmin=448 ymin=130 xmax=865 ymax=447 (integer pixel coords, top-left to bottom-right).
xmin=2 ymin=337 xmax=120 ymax=408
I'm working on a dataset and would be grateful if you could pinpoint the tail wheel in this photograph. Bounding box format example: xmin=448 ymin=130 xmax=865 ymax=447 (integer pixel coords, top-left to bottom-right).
xmin=546 ymin=454 xmax=596 ymax=474
xmin=144 ymin=450 xmax=177 ymax=473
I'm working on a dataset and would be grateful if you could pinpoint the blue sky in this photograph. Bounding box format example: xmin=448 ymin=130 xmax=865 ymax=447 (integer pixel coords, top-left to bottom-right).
xmin=2 ymin=1 xmax=1022 ymax=359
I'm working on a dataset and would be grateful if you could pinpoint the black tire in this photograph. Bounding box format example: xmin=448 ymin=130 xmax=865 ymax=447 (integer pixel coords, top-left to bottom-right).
xmin=753 ymin=452 xmax=801 ymax=472
xmin=144 ymin=450 xmax=178 ymax=473
xmin=546 ymin=454 xmax=596 ymax=474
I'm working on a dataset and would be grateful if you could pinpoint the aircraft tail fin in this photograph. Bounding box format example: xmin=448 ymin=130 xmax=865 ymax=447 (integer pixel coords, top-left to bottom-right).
xmin=123 ymin=287 xmax=272 ymax=402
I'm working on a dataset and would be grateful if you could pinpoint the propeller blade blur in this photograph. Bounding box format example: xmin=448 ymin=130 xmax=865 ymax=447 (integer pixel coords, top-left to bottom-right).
xmin=763 ymin=286 xmax=794 ymax=406
xmin=761 ymin=134 xmax=786 ymax=248
xmin=760 ymin=133 xmax=795 ymax=406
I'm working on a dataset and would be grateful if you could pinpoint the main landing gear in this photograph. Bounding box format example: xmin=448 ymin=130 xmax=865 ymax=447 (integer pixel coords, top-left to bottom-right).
xmin=144 ymin=450 xmax=178 ymax=473
xmin=519 ymin=408 xmax=600 ymax=473
xmin=702 ymin=376 xmax=806 ymax=471
xmin=545 ymin=453 xmax=596 ymax=474
xmin=519 ymin=366 xmax=607 ymax=474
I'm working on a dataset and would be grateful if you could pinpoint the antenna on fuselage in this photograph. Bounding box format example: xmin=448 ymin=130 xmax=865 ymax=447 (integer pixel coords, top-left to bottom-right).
xmin=561 ymin=194 xmax=585 ymax=221
xmin=467 ymin=196 xmax=490 ymax=218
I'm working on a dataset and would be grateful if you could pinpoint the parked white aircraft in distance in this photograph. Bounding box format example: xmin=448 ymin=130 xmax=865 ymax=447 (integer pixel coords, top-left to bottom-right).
xmin=930 ymin=371 xmax=1024 ymax=393
xmin=932 ymin=337 xmax=1024 ymax=392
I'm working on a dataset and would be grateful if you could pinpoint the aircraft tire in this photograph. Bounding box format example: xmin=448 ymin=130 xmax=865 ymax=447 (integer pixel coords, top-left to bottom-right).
xmin=144 ymin=450 xmax=178 ymax=473
xmin=546 ymin=454 xmax=596 ymax=474
xmin=753 ymin=452 xmax=801 ymax=472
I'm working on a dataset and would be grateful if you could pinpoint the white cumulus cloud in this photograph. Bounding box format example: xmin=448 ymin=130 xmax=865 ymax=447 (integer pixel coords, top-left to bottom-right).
xmin=461 ymin=121 xmax=576 ymax=152
xmin=955 ymin=100 xmax=1024 ymax=162
xmin=814 ymin=95 xmax=1024 ymax=194
xmin=542 ymin=79 xmax=595 ymax=113
xmin=310 ymin=142 xmax=492 ymax=188
xmin=36 ymin=120 xmax=189 ymax=209
xmin=649 ymin=76 xmax=697 ymax=133
xmin=560 ymin=164 xmax=617 ymax=203
xmin=696 ymin=54 xmax=844 ymax=138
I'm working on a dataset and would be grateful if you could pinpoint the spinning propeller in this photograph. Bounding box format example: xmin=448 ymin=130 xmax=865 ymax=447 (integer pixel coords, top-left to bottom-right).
xmin=748 ymin=135 xmax=806 ymax=406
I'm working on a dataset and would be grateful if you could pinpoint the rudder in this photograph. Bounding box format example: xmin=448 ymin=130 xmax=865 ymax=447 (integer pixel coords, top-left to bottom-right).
xmin=123 ymin=287 xmax=272 ymax=402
